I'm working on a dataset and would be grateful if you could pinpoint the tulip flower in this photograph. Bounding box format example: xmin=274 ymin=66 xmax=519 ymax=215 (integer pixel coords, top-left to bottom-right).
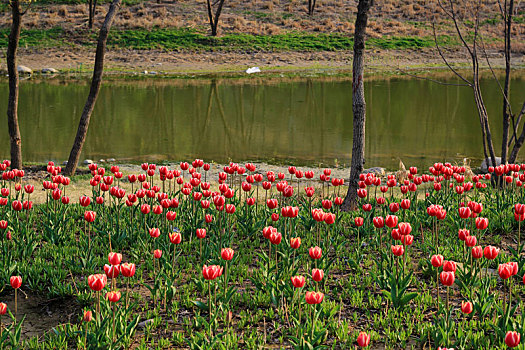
xmin=385 ymin=215 xmax=398 ymax=228
xmin=290 ymin=237 xmax=301 ymax=249
xmin=357 ymin=331 xmax=371 ymax=347
xmin=108 ymin=252 xmax=122 ymax=266
xmin=461 ymin=301 xmax=473 ymax=314
xmin=484 ymin=245 xmax=499 ymax=260
xmin=309 ymin=246 xmax=322 ymax=260
xmin=505 ymin=331 xmax=521 ymax=348
xmin=311 ymin=268 xmax=324 ymax=282
xmin=291 ymin=276 xmax=305 ymax=288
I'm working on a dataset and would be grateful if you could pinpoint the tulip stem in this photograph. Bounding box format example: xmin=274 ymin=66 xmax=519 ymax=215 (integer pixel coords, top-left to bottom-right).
xmin=208 ymin=280 xmax=212 ymax=336
xmin=436 ymin=269 xmax=440 ymax=313
xmin=14 ymin=289 xmax=17 ymax=322
xmin=84 ymin=322 xmax=88 ymax=349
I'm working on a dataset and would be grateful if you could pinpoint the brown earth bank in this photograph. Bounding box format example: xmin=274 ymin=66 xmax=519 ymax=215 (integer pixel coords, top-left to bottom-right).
xmin=1 ymin=0 xmax=525 ymax=75
xmin=6 ymin=46 xmax=525 ymax=76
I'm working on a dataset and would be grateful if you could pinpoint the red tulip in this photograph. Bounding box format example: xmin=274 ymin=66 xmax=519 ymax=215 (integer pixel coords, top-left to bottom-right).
xmin=400 ymin=199 xmax=411 ymax=210
xmin=149 ymin=228 xmax=160 ymax=238
xmin=291 ymin=276 xmax=305 ymax=288
xmin=505 ymin=331 xmax=521 ymax=348
xmin=108 ymin=252 xmax=122 ymax=266
xmin=431 ymin=254 xmax=444 ymax=267
xmin=309 ymin=246 xmax=322 ymax=260
xmin=121 ymin=263 xmax=136 ymax=278
xmin=440 ymin=271 xmax=455 ymax=286
xmin=290 ymin=237 xmax=301 ymax=249
xmin=104 ymin=264 xmax=120 ymax=278
xmin=312 ymin=209 xmax=326 ymax=222
xmin=0 ymin=220 xmax=6 ymax=230
xmin=373 ymin=217 xmax=384 ymax=228
xmin=88 ymin=274 xmax=107 ymax=291
xmin=322 ymin=200 xmax=332 ymax=210
xmin=202 ymin=265 xmax=223 ymax=280
xmin=391 ymin=245 xmax=404 ymax=256
xmin=385 ymin=215 xmax=398 ymax=228
xmin=443 ymin=260 xmax=457 ymax=273
xmin=10 ymin=276 xmax=22 ymax=289
xmin=12 ymin=200 xmax=22 ymax=211
xmin=362 ymin=204 xmax=372 ymax=212
xmin=471 ymin=246 xmax=483 ymax=259
xmin=465 ymin=235 xmax=477 ymax=247
xmin=84 ymin=211 xmax=96 ymax=223
xmin=83 ymin=310 xmax=93 ymax=322
xmin=499 ymin=263 xmax=513 ymax=279
xmin=484 ymin=245 xmax=499 ymax=260
xmin=106 ymin=291 xmax=121 ymax=303
xmin=324 ymin=213 xmax=335 ymax=225
xmin=269 ymin=231 xmax=282 ymax=245
xmin=401 ymin=234 xmax=413 ymax=246
xmin=154 ymin=249 xmax=162 ymax=259
xmin=461 ymin=301 xmax=473 ymax=314
xmin=305 ymin=291 xmax=324 ymax=304
xmin=140 ymin=204 xmax=151 ymax=214
xmin=221 ymin=248 xmax=234 ymax=261
xmin=458 ymin=229 xmax=469 ymax=241
xmin=354 ymin=217 xmax=364 ymax=227
xmin=311 ymin=268 xmax=324 ymax=282
xmin=169 ymin=231 xmax=182 ymax=244
xmin=271 ymin=213 xmax=279 ymax=221
xmin=196 ymin=228 xmax=206 ymax=239
xmin=475 ymin=217 xmax=488 ymax=230
xmin=389 ymin=202 xmax=400 ymax=213
xmin=398 ymin=222 xmax=412 ymax=235
xmin=357 ymin=331 xmax=371 ymax=347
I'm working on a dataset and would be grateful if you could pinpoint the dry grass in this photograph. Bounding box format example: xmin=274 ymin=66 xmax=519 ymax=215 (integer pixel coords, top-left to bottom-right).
xmin=0 ymin=0 xmax=523 ymax=51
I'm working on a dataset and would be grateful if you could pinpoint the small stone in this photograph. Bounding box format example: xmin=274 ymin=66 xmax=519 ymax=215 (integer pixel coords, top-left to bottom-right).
xmin=137 ymin=319 xmax=154 ymax=329
xmin=41 ymin=68 xmax=58 ymax=74
xmin=83 ymin=159 xmax=94 ymax=165
xmin=480 ymin=157 xmax=502 ymax=173
xmin=107 ymin=158 xmax=116 ymax=162
xmin=62 ymin=161 xmax=68 ymax=165
xmin=17 ymin=65 xmax=32 ymax=74
xmin=99 ymin=159 xmax=106 ymax=163
xmin=362 ymin=167 xmax=385 ymax=175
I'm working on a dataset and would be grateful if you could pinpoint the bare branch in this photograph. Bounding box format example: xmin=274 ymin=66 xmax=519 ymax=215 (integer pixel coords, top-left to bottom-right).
xmin=432 ymin=23 xmax=472 ymax=86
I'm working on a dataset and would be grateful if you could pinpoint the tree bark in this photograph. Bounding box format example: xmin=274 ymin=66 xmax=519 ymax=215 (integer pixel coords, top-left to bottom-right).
xmin=206 ymin=0 xmax=225 ymax=36
xmin=501 ymin=0 xmax=513 ymax=165
xmin=342 ymin=0 xmax=373 ymax=211
xmin=6 ymin=0 xmax=23 ymax=170
xmin=64 ymin=0 xmax=122 ymax=176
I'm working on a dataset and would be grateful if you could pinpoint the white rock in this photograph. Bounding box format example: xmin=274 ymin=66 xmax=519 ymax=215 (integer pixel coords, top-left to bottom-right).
xmin=246 ymin=67 xmax=261 ymax=74
xmin=107 ymin=158 xmax=116 ymax=162
xmin=480 ymin=157 xmax=502 ymax=173
xmin=42 ymin=68 xmax=58 ymax=74
xmin=83 ymin=159 xmax=94 ymax=165
xmin=17 ymin=65 xmax=32 ymax=74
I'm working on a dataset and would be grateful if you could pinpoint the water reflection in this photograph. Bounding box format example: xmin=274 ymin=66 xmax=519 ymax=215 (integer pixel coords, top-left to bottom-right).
xmin=0 ymin=75 xmax=523 ymax=169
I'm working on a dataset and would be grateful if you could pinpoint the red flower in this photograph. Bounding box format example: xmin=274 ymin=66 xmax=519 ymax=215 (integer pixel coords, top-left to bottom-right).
xmin=149 ymin=228 xmax=160 ymax=238
xmin=121 ymin=263 xmax=136 ymax=278
xmin=391 ymin=245 xmax=404 ymax=256
xmin=305 ymin=291 xmax=324 ymax=304
xmin=309 ymin=246 xmax=322 ymax=260
xmin=169 ymin=231 xmax=182 ymax=244
xmin=154 ymin=249 xmax=162 ymax=259
xmin=505 ymin=331 xmax=521 ymax=348
xmin=202 ymin=265 xmax=223 ymax=280
xmin=290 ymin=237 xmax=301 ymax=249
xmin=269 ymin=231 xmax=282 ymax=245
xmin=84 ymin=211 xmax=96 ymax=223
xmin=461 ymin=301 xmax=473 ymax=314
xmin=88 ymin=274 xmax=107 ymax=291
xmin=439 ymin=271 xmax=455 ymax=286
xmin=373 ymin=217 xmax=384 ymax=228
xmin=471 ymin=246 xmax=483 ymax=259
xmin=311 ymin=268 xmax=324 ymax=282
xmin=484 ymin=245 xmax=499 ymax=260
xmin=108 ymin=252 xmax=122 ymax=266
xmin=104 ymin=264 xmax=120 ymax=278
xmin=431 ymin=254 xmax=444 ymax=267
xmin=357 ymin=331 xmax=370 ymax=347
xmin=291 ymin=276 xmax=305 ymax=288
xmin=385 ymin=215 xmax=398 ymax=228
xmin=475 ymin=217 xmax=488 ymax=230
xmin=10 ymin=276 xmax=22 ymax=289
xmin=106 ymin=291 xmax=121 ymax=303
xmin=221 ymin=248 xmax=234 ymax=261
xmin=196 ymin=229 xmax=206 ymax=239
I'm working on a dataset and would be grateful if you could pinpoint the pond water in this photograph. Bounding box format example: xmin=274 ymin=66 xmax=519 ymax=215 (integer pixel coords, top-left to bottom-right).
xmin=1 ymin=74 xmax=524 ymax=169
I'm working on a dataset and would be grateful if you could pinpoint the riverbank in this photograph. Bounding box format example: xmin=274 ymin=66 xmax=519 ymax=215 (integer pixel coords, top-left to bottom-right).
xmin=5 ymin=46 xmax=525 ymax=78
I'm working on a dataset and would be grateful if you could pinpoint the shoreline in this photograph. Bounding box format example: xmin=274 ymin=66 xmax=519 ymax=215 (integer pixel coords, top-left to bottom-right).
xmin=4 ymin=47 xmax=525 ymax=79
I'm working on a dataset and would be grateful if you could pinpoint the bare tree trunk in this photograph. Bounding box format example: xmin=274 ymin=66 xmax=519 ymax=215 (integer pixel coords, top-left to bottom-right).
xmin=206 ymin=0 xmax=225 ymax=36
xmin=501 ymin=0 xmax=514 ymax=164
xmin=6 ymin=0 xmax=22 ymax=170
xmin=64 ymin=0 xmax=122 ymax=176
xmin=342 ymin=0 xmax=373 ymax=212
xmin=88 ymin=0 xmax=98 ymax=29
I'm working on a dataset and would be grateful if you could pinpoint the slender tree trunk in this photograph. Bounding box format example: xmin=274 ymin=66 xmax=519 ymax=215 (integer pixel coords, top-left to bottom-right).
xmin=206 ymin=0 xmax=225 ymax=36
xmin=342 ymin=0 xmax=373 ymax=211
xmin=64 ymin=0 xmax=122 ymax=176
xmin=7 ymin=0 xmax=23 ymax=170
xmin=501 ymin=0 xmax=513 ymax=164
